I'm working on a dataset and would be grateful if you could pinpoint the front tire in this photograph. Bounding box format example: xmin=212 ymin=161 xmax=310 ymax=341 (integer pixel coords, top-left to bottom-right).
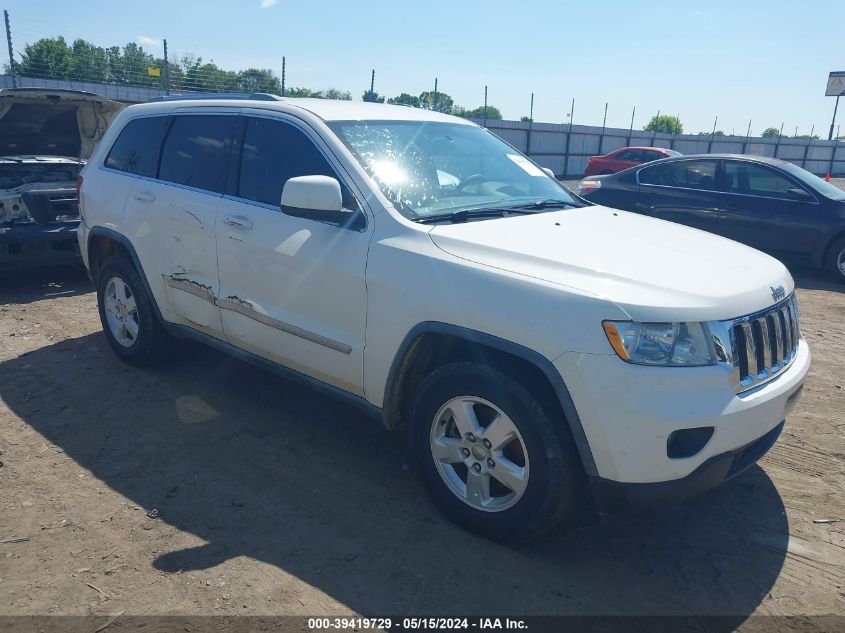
xmin=411 ymin=362 xmax=582 ymax=541
xmin=827 ymin=236 xmax=845 ymax=284
xmin=96 ymin=255 xmax=168 ymax=366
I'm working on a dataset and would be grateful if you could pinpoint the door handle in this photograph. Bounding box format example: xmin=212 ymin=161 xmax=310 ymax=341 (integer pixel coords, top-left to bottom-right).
xmin=132 ymin=191 xmax=155 ymax=203
xmin=224 ymin=215 xmax=253 ymax=229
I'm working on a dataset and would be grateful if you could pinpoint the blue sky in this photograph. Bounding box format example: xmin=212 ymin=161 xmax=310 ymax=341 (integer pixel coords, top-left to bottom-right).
xmin=4 ymin=0 xmax=843 ymax=136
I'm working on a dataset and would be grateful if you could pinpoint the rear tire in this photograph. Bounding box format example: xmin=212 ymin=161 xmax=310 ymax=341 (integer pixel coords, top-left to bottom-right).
xmin=827 ymin=236 xmax=845 ymax=284
xmin=96 ymin=255 xmax=168 ymax=366
xmin=411 ymin=362 xmax=582 ymax=542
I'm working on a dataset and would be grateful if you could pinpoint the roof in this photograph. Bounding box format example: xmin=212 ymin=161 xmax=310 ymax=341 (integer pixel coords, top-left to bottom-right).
xmin=667 ymin=153 xmax=789 ymax=166
xmin=123 ymin=94 xmax=473 ymax=125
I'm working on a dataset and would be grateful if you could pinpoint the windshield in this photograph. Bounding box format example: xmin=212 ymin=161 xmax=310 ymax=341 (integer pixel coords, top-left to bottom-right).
xmin=327 ymin=120 xmax=581 ymax=219
xmin=781 ymin=163 xmax=845 ymax=201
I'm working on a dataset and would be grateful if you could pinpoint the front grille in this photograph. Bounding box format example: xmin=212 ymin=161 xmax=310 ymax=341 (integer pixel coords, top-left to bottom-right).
xmin=714 ymin=295 xmax=800 ymax=393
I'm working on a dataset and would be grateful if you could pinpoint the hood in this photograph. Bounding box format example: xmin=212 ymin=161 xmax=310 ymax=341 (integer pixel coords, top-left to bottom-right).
xmin=427 ymin=205 xmax=794 ymax=322
xmin=0 ymin=88 xmax=124 ymax=160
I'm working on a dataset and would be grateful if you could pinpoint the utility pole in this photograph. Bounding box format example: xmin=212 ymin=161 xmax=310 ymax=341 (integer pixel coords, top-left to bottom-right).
xmin=526 ymin=92 xmax=534 ymax=156
xmin=433 ymin=77 xmax=438 ymax=110
xmin=483 ymin=85 xmax=488 ymax=126
xmin=281 ymin=57 xmax=286 ymax=96
xmin=162 ymin=39 xmax=170 ymax=95
xmin=708 ymin=115 xmax=718 ymax=153
xmin=563 ymin=98 xmax=575 ymax=177
xmin=4 ymin=10 xmax=16 ymax=88
xmin=743 ymin=119 xmax=752 ymax=154
xmin=598 ymin=102 xmax=608 ymax=154
xmin=370 ymin=68 xmax=375 ymax=94
xmin=627 ymin=106 xmax=635 ymax=145
xmin=829 ymin=94 xmax=841 ymax=141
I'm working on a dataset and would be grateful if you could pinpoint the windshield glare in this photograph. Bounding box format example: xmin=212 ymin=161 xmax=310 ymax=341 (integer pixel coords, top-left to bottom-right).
xmin=327 ymin=120 xmax=579 ymax=218
xmin=782 ymin=163 xmax=845 ymax=201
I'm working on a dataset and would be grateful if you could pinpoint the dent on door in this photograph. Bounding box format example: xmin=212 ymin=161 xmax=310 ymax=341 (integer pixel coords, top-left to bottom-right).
xmin=156 ymin=190 xmax=222 ymax=332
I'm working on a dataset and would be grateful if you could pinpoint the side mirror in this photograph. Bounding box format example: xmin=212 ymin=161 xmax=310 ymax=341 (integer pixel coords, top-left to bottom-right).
xmin=785 ymin=188 xmax=814 ymax=203
xmin=542 ymin=167 xmax=557 ymax=179
xmin=281 ymin=175 xmax=343 ymax=213
xmin=281 ymin=175 xmax=362 ymax=228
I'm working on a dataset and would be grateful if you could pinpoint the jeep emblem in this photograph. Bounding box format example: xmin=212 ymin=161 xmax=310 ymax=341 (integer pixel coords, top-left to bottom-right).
xmin=771 ymin=285 xmax=786 ymax=302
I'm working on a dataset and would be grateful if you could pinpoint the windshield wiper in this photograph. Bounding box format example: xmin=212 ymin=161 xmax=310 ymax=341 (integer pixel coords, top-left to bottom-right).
xmin=413 ymin=207 xmax=537 ymax=225
xmin=505 ymin=198 xmax=578 ymax=210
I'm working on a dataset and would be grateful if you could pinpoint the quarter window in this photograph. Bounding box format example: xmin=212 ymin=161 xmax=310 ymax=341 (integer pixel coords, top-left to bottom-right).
xmin=238 ymin=117 xmax=358 ymax=210
xmin=724 ymin=162 xmax=800 ymax=199
xmin=104 ymin=117 xmax=168 ymax=177
xmin=158 ymin=115 xmax=234 ymax=194
xmin=639 ymin=160 xmax=717 ymax=190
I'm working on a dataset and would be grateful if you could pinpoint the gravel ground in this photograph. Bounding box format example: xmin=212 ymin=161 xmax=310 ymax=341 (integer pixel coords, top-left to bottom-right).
xmin=0 ymin=231 xmax=844 ymax=629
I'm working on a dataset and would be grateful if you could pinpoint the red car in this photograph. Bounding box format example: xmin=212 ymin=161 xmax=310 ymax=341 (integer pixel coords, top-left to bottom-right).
xmin=583 ymin=146 xmax=681 ymax=176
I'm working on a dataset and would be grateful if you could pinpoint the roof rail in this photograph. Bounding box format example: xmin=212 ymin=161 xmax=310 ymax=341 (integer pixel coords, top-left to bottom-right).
xmin=147 ymin=92 xmax=283 ymax=103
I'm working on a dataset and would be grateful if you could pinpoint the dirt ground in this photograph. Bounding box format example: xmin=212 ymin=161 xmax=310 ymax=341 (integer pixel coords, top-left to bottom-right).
xmin=0 ymin=258 xmax=844 ymax=627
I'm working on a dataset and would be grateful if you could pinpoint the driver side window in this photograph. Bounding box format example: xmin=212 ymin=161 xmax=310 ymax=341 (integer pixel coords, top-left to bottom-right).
xmin=237 ymin=117 xmax=360 ymax=211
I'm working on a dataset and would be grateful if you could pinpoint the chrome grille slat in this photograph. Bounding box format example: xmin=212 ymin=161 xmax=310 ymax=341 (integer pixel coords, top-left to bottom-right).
xmin=768 ymin=311 xmax=783 ymax=372
xmin=721 ymin=294 xmax=800 ymax=394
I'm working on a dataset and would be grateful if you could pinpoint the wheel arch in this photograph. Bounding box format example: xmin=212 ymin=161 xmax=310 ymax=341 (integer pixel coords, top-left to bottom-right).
xmin=87 ymin=226 xmax=166 ymax=323
xmin=819 ymin=227 xmax=845 ymax=269
xmin=382 ymin=322 xmax=598 ymax=476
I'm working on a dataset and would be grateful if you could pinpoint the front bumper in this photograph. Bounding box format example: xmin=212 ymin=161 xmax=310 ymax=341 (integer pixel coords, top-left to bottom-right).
xmin=555 ymin=338 xmax=809 ymax=493
xmin=590 ymin=419 xmax=785 ymax=513
xmin=0 ymin=221 xmax=81 ymax=269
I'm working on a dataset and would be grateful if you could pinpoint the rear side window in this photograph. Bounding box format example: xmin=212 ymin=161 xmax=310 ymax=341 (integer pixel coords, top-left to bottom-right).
xmin=158 ymin=115 xmax=234 ymax=193
xmin=639 ymin=160 xmax=717 ymax=190
xmin=105 ymin=117 xmax=168 ymax=177
xmin=238 ymin=117 xmax=358 ymax=209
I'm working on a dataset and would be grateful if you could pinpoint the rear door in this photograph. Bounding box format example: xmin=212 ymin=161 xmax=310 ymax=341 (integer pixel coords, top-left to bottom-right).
xmin=715 ymin=160 xmax=822 ymax=256
xmin=121 ymin=110 xmax=237 ymax=336
xmin=634 ymin=159 xmax=721 ymax=233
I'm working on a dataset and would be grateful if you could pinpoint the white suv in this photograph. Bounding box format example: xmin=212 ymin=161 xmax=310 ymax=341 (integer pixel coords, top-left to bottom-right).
xmin=77 ymin=94 xmax=810 ymax=540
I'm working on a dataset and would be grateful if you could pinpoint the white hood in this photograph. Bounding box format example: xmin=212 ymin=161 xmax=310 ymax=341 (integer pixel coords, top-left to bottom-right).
xmin=428 ymin=205 xmax=794 ymax=322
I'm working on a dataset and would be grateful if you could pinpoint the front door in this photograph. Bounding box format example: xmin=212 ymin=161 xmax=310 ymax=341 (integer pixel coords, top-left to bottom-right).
xmin=215 ymin=114 xmax=370 ymax=395
xmin=715 ymin=160 xmax=821 ymax=257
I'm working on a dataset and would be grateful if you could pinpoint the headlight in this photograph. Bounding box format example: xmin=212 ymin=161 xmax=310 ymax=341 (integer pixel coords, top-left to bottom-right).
xmin=602 ymin=321 xmax=716 ymax=366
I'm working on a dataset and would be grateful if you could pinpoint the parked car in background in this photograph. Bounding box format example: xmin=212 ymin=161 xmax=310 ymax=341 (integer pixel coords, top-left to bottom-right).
xmin=0 ymin=88 xmax=123 ymax=269
xmin=583 ymin=146 xmax=681 ymax=176
xmin=577 ymin=154 xmax=845 ymax=282
xmin=78 ymin=97 xmax=808 ymax=541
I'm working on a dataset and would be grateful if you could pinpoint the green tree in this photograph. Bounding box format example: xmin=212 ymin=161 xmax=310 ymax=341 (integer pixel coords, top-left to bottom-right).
xmin=520 ymin=115 xmax=532 ymax=122
xmin=419 ymin=90 xmax=454 ymax=114
xmin=18 ymin=36 xmax=76 ymax=79
xmin=324 ymin=88 xmax=352 ymax=101
xmin=286 ymin=87 xmax=324 ymax=98
xmin=643 ymin=114 xmax=683 ymax=134
xmin=696 ymin=130 xmax=725 ymax=136
xmin=362 ymin=89 xmax=385 ymax=103
xmin=387 ymin=93 xmax=420 ymax=107
xmin=71 ymin=39 xmax=108 ymax=82
xmin=793 ymin=134 xmax=819 ymax=140
xmin=455 ymin=105 xmax=503 ymax=120
xmin=236 ymin=68 xmax=281 ymax=94
xmin=761 ymin=127 xmax=781 ymax=138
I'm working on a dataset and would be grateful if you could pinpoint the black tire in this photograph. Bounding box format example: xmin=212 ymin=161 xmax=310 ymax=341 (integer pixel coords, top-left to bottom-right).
xmin=827 ymin=235 xmax=845 ymax=284
xmin=96 ymin=254 xmax=168 ymax=366
xmin=410 ymin=362 xmax=582 ymax=542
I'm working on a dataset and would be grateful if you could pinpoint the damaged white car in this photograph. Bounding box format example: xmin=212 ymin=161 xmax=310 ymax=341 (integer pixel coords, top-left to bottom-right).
xmin=0 ymin=88 xmax=122 ymax=269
